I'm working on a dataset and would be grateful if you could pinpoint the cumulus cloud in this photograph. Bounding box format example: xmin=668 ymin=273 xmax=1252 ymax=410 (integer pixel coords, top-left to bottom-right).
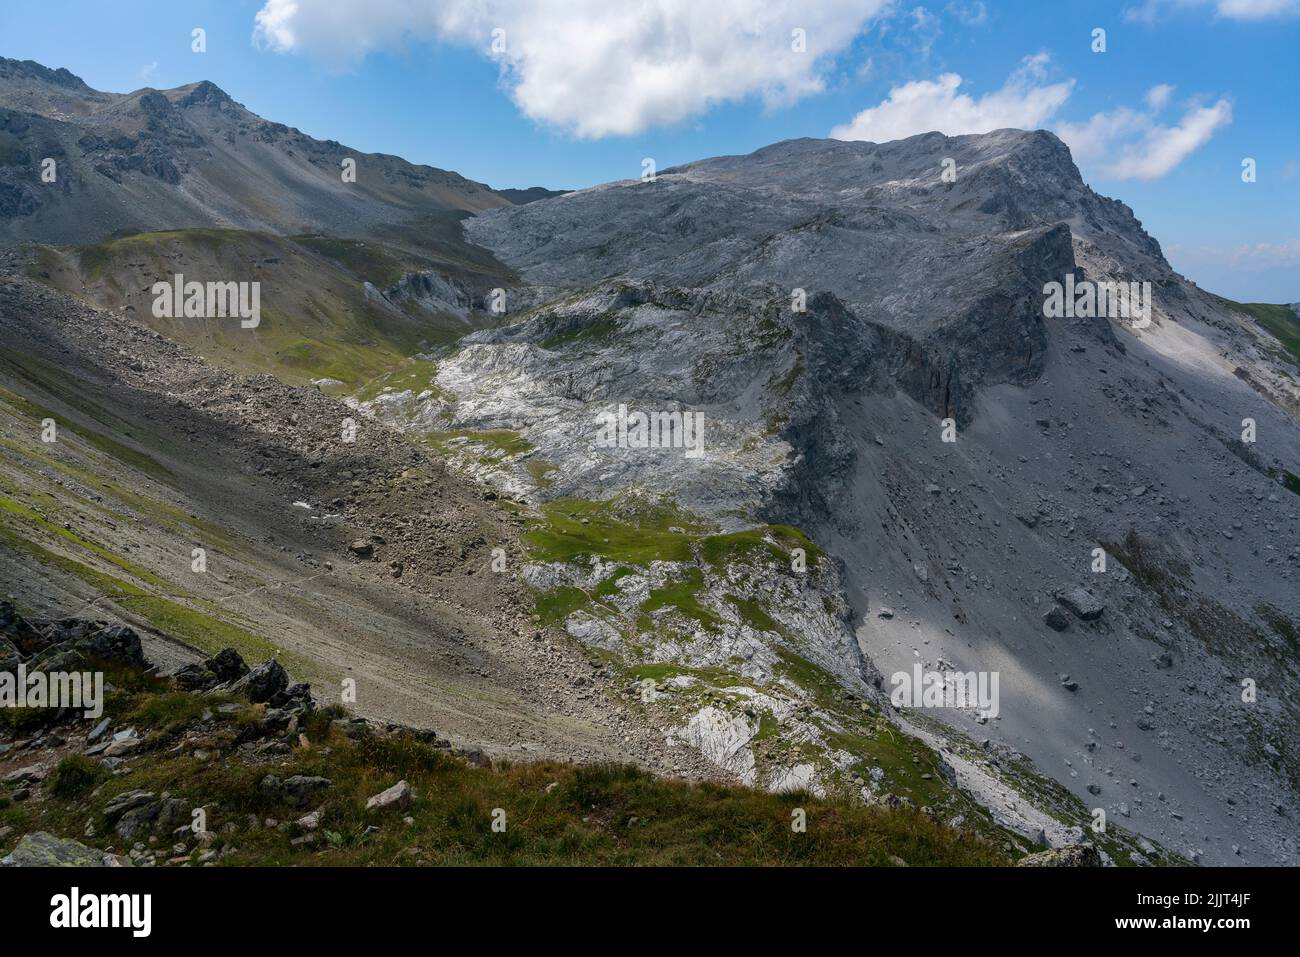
xmin=1123 ymin=0 xmax=1300 ymax=23
xmin=1171 ymin=238 xmax=1300 ymax=277
xmin=1057 ymin=87 xmax=1232 ymax=181
xmin=1226 ymin=238 xmax=1300 ymax=269
xmin=829 ymin=53 xmax=1073 ymax=143
xmin=252 ymin=0 xmax=890 ymax=138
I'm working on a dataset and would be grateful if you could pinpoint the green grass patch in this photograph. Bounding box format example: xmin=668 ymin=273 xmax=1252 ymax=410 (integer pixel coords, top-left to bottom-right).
xmin=46 ymin=755 xmax=110 ymax=799
xmin=534 ymin=586 xmax=596 ymax=627
xmin=1215 ymin=297 xmax=1300 ymax=365
xmin=425 ymin=429 xmax=533 ymax=461
xmin=539 ymin=315 xmax=621 ymax=350
xmin=642 ymin=567 xmax=721 ymax=630
xmin=701 ymin=524 xmax=822 ymax=572
xmin=290 ymin=235 xmax=417 ymax=288
xmin=121 ymin=690 xmax=239 ymax=735
xmin=353 ymin=358 xmax=444 ymax=403
xmin=525 ymin=458 xmax=558 ymax=489
xmin=524 ymin=499 xmax=702 ymax=564
xmin=727 ymin=594 xmax=779 ymax=632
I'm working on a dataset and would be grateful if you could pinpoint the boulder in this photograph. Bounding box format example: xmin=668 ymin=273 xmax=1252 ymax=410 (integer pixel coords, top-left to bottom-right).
xmin=230 ymin=659 xmax=289 ymax=704
xmin=4 ymin=608 xmax=145 ymax=674
xmin=172 ymin=661 xmax=218 ymax=692
xmin=1 ymin=832 xmax=125 ymax=867
xmin=268 ymin=682 xmax=314 ymax=713
xmin=207 ymin=647 xmax=250 ymax=683
xmin=1042 ymin=605 xmax=1071 ymax=631
xmin=103 ymin=736 xmax=142 ymax=757
xmin=156 ymin=798 xmax=191 ymax=832
xmin=86 ymin=717 xmax=112 ymax=743
xmin=0 ymin=601 xmax=53 ymax=656
xmin=103 ymin=790 xmax=156 ymax=823
xmin=76 ymin=624 xmax=146 ymax=668
xmin=28 ymin=645 xmax=88 ymax=674
xmin=295 ymin=809 xmax=322 ymax=831
xmin=2 ymin=765 xmax=46 ymax=785
xmin=366 ymin=780 xmax=411 ymax=811
xmin=1057 ymin=587 xmax=1104 ymax=621
xmin=175 ymin=646 xmax=251 ymax=691
xmin=114 ymin=802 xmax=161 ymax=841
xmin=259 ymin=774 xmax=332 ymax=807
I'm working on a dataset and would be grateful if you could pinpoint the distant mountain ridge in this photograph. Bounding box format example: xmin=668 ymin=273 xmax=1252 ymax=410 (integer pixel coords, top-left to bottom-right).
xmin=0 ymin=57 xmax=515 ymax=246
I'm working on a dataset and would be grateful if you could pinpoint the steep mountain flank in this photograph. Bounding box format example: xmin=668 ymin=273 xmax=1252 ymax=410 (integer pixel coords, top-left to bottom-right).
xmin=0 ymin=58 xmax=507 ymax=247
xmin=401 ymin=131 xmax=1300 ymax=865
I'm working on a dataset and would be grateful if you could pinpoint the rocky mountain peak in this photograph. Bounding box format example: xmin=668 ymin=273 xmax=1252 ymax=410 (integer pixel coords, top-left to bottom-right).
xmin=0 ymin=58 xmax=512 ymax=245
xmin=174 ymin=79 xmax=235 ymax=109
xmin=0 ymin=56 xmax=91 ymax=91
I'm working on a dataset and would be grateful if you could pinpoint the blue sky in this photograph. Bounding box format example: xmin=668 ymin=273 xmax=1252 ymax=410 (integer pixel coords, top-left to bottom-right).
xmin=2 ymin=0 xmax=1296 ymax=301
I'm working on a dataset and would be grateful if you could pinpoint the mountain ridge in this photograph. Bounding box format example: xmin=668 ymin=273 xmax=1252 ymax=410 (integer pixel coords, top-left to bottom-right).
xmin=0 ymin=57 xmax=511 ymax=247
xmin=2 ymin=57 xmax=1299 ymax=867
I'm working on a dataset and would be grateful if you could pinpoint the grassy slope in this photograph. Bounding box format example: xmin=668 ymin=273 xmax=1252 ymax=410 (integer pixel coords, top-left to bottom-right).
xmin=0 ymin=668 xmax=1009 ymax=866
xmin=518 ymin=496 xmax=1177 ymax=863
xmin=0 ymin=358 xmax=299 ymax=672
xmin=1214 ymin=295 xmax=1300 ymax=366
xmin=30 ymin=226 xmax=513 ymax=390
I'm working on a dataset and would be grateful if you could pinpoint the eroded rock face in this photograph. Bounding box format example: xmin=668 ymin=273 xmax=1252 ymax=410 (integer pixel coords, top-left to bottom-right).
xmin=675 ymin=706 xmax=758 ymax=786
xmin=420 ymin=130 xmax=1300 ymax=865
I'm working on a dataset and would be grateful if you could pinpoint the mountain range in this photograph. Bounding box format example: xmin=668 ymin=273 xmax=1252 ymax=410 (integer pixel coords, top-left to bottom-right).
xmin=2 ymin=58 xmax=1299 ymax=867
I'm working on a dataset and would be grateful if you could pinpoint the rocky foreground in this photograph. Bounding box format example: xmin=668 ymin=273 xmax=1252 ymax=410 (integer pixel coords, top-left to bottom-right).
xmin=1 ymin=600 xmax=1064 ymax=867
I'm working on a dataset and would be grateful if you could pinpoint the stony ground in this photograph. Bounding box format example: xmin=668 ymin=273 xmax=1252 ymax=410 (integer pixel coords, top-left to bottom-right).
xmin=1 ymin=608 xmax=1017 ymax=868
xmin=0 ymin=254 xmax=715 ymax=780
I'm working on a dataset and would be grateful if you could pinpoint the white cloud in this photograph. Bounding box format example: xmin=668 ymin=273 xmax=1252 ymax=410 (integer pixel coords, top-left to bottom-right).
xmin=1226 ymin=238 xmax=1300 ymax=269
xmin=833 ymin=61 xmax=1229 ymax=181
xmin=1144 ymin=83 xmax=1174 ymax=109
xmin=252 ymin=0 xmax=890 ymax=138
xmin=830 ymin=53 xmax=1073 ymax=143
xmin=945 ymin=1 xmax=988 ymax=26
xmin=1124 ymin=0 xmax=1300 ymax=23
xmin=909 ymin=6 xmax=943 ymax=59
xmin=139 ymin=61 xmax=158 ymax=83
xmin=1171 ymin=238 xmax=1300 ymax=274
xmin=1057 ymin=88 xmax=1232 ymax=181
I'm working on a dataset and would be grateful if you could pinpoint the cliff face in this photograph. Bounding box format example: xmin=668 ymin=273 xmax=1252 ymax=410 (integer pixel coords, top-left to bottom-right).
xmin=390 ymin=130 xmax=1300 ymax=865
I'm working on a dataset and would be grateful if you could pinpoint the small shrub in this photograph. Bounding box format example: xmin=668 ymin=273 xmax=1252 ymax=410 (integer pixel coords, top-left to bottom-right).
xmin=47 ymin=753 xmax=108 ymax=798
